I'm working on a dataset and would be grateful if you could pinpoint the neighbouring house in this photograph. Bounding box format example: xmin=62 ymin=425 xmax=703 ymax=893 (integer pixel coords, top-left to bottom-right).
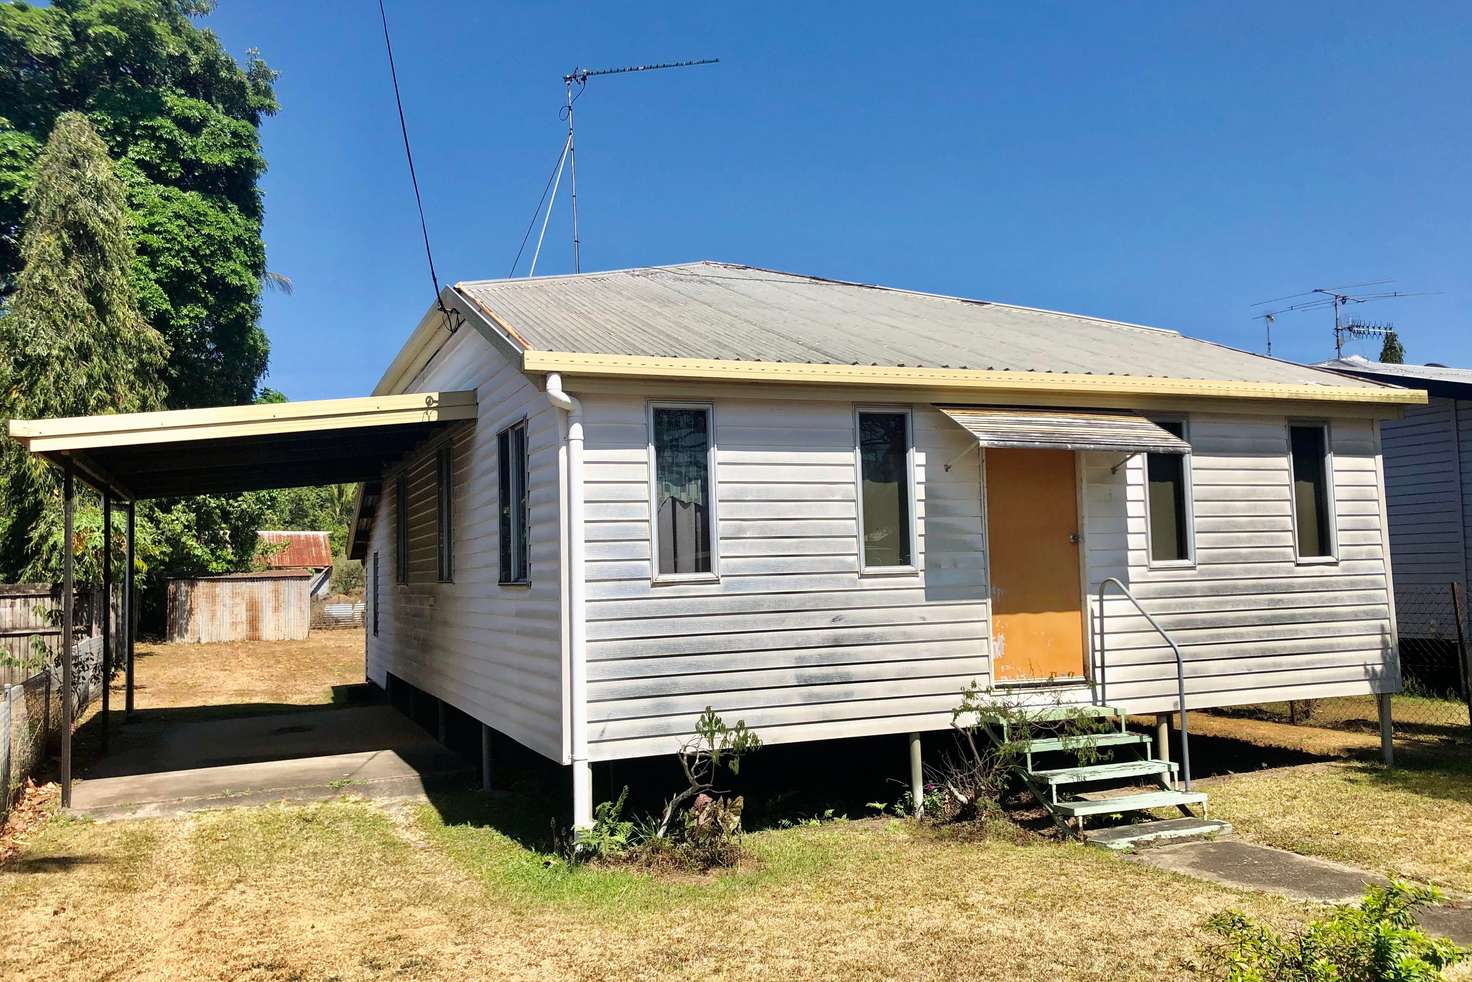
xmin=257 ymin=530 xmax=334 ymax=599
xmin=167 ymin=569 xmax=313 ymax=643
xmin=1318 ymin=356 xmax=1472 ymax=686
xmin=335 ymin=261 xmax=1421 ymax=830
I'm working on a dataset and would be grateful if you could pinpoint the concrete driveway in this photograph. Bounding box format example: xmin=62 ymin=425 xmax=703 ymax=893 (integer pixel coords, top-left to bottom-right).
xmin=72 ymin=701 xmax=472 ymax=819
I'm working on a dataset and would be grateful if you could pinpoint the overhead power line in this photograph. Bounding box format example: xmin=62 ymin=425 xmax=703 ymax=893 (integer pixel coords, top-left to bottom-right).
xmin=377 ymin=0 xmax=459 ymax=330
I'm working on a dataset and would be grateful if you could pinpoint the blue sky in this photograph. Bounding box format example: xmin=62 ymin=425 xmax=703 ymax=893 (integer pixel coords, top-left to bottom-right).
xmin=203 ymin=2 xmax=1471 ymax=401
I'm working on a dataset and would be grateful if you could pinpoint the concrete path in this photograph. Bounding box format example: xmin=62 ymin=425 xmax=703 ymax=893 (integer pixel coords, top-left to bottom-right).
xmin=72 ymin=704 xmax=472 ymax=820
xmin=1129 ymin=838 xmax=1472 ymax=945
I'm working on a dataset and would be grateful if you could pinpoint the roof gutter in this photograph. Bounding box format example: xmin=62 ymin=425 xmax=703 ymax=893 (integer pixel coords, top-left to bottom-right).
xmin=520 ymin=351 xmax=1426 ymax=406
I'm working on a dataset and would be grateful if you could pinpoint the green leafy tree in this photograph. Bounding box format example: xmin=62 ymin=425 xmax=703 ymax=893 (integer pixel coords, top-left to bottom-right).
xmin=1380 ymin=329 xmax=1406 ymax=364
xmin=0 ymin=0 xmax=279 ymax=408
xmin=0 ymin=111 xmax=167 ymax=576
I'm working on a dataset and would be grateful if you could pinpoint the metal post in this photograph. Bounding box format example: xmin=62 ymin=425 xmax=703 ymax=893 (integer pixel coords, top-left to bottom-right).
xmin=124 ymin=500 xmax=136 ymax=718
xmin=481 ymin=724 xmax=493 ymax=791
xmin=908 ymin=732 xmax=924 ymax=815
xmin=1452 ymin=582 xmax=1472 ymax=729
xmin=572 ymin=759 xmax=593 ymax=829
xmin=1378 ymin=691 xmax=1394 ymax=767
xmin=565 ymin=76 xmax=580 ymax=273
xmin=1155 ymin=713 xmax=1171 ymax=763
xmin=100 ymin=492 xmax=111 ymax=751
xmin=60 ymin=466 xmax=74 ymax=808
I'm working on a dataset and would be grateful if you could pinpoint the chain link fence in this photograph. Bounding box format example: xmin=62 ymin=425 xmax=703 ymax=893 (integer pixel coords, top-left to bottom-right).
xmin=1209 ymin=582 xmax=1471 ymax=745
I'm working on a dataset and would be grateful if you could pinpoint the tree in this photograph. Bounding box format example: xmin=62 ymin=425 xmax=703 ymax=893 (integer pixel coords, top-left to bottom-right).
xmin=0 ymin=0 xmax=278 ymax=408
xmin=0 ymin=111 xmax=167 ymax=576
xmin=1379 ymin=330 xmax=1405 ymax=364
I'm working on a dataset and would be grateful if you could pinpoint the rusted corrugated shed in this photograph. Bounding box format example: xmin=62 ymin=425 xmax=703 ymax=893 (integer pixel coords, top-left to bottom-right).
xmin=167 ymin=570 xmax=312 ymax=643
xmin=257 ymin=530 xmax=332 ymax=569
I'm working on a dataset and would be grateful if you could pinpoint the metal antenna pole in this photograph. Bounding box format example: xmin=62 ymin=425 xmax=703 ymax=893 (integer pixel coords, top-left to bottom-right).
xmin=565 ymin=74 xmax=581 ymax=273
xmin=555 ymin=58 xmax=716 ymax=273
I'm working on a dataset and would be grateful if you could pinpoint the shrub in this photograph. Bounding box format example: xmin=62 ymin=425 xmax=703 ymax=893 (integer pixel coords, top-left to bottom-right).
xmin=571 ymin=708 xmax=762 ymax=871
xmin=929 ymin=683 xmax=1115 ymax=824
xmin=1205 ymin=881 xmax=1468 ymax=981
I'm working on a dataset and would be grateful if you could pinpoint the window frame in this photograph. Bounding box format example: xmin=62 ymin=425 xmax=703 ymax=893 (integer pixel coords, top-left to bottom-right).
xmin=1287 ymin=419 xmax=1338 ymax=564
xmin=371 ymin=551 xmax=380 ymax=636
xmin=435 ymin=444 xmax=454 ymax=582
xmin=1142 ymin=415 xmax=1196 ymax=570
xmin=498 ymin=418 xmax=531 ymax=586
xmin=853 ymin=405 xmax=919 ymax=576
xmin=647 ymin=401 xmax=720 ymax=585
xmin=394 ymin=473 xmax=408 ymax=584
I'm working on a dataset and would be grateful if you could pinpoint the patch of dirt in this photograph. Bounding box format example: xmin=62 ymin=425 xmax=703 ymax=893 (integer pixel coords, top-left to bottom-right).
xmin=0 ymin=781 xmax=59 ymax=864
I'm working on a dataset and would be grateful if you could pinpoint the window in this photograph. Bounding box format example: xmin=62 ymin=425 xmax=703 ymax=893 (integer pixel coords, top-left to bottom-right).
xmin=371 ymin=551 xmax=380 ymax=636
xmin=1146 ymin=419 xmax=1193 ymax=565
xmin=857 ymin=409 xmax=914 ymax=570
xmin=394 ymin=474 xmax=408 ymax=583
xmin=498 ymin=421 xmax=529 ymax=583
xmin=650 ymin=405 xmax=715 ymax=579
xmin=1289 ymin=423 xmax=1335 ymax=560
xmin=436 ymin=446 xmax=453 ymax=582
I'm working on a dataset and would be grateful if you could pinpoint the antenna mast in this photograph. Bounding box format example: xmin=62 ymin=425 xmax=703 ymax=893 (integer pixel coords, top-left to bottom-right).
xmin=559 ymin=58 xmax=718 ymax=273
xmin=1249 ymin=280 xmax=1435 ymax=358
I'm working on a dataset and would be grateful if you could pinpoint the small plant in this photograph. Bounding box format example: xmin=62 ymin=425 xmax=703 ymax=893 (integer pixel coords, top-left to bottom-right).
xmin=655 ymin=707 xmax=761 ymax=839
xmin=574 ymin=785 xmax=637 ymax=860
xmin=1205 ymin=881 xmax=1468 ymax=981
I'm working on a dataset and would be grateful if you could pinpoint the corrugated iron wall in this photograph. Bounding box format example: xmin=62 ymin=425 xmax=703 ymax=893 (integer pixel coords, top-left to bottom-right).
xmin=167 ymin=575 xmax=311 ymax=643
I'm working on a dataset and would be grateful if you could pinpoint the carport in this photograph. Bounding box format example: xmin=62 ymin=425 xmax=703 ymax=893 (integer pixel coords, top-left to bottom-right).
xmin=6 ymin=389 xmax=477 ymax=807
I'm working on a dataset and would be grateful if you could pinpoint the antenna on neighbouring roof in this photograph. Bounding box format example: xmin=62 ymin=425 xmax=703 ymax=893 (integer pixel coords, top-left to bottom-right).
xmin=511 ymin=58 xmax=718 ymax=277
xmin=1249 ymin=281 xmax=1437 ymax=358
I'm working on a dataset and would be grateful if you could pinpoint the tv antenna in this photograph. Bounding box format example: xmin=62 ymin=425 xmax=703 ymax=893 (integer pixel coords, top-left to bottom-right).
xmin=512 ymin=57 xmax=718 ymax=277
xmin=1249 ymin=280 xmax=1437 ymax=359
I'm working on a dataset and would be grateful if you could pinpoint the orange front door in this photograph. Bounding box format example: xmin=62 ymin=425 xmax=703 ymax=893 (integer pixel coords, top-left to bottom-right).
xmin=986 ymin=448 xmax=1086 ymax=681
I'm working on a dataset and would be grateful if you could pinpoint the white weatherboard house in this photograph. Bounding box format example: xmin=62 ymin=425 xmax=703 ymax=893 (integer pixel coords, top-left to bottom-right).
xmin=346 ymin=262 xmax=1423 ymax=832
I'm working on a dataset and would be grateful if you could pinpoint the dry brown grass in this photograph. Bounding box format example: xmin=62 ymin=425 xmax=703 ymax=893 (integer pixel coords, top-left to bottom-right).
xmin=1206 ymin=752 xmax=1472 ymax=894
xmin=0 ymin=794 xmax=1310 ymax=982
xmin=120 ymin=630 xmax=364 ymax=712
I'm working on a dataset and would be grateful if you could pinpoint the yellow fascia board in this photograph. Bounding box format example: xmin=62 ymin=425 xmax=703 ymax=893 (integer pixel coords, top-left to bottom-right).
xmin=9 ymin=390 xmax=478 ymax=453
xmin=520 ymin=351 xmax=1427 ymax=406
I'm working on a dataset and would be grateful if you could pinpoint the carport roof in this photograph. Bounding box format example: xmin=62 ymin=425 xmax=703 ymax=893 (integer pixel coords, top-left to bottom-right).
xmin=6 ymin=390 xmax=477 ymax=500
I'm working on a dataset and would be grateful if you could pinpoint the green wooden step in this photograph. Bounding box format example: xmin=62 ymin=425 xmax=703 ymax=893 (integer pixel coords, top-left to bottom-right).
xmin=976 ymin=703 xmax=1124 ymax=724
xmin=1017 ymin=731 xmax=1150 ymax=754
xmin=1031 ymin=759 xmax=1176 ymax=786
xmin=1053 ymin=790 xmax=1207 ymax=819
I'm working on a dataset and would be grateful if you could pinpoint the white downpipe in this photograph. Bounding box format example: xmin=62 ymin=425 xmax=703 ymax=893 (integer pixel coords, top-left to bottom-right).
xmin=546 ymin=374 xmax=592 ymax=827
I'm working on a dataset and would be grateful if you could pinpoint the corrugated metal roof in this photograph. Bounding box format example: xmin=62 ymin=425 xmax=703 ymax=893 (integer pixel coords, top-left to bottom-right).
xmin=256 ymin=531 xmax=332 ymax=569
xmin=938 ymin=406 xmax=1190 ymax=454
xmin=455 ymin=262 xmax=1386 ymax=390
xmin=1318 ymin=355 xmax=1472 ymax=391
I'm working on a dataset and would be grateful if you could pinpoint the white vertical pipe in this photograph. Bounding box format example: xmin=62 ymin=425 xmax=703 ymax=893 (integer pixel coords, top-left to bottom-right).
xmin=908 ymin=732 xmax=923 ymax=816
xmin=546 ymin=373 xmax=591 ymax=827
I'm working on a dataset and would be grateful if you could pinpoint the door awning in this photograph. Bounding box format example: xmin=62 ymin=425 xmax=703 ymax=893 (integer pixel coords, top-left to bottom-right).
xmin=936 ymin=406 xmax=1190 ymax=455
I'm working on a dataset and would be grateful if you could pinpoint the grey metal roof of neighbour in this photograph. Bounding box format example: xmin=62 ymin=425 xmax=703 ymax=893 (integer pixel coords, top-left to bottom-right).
xmin=1317 ymin=355 xmax=1472 ymax=397
xmin=455 ymin=261 xmax=1388 ymax=390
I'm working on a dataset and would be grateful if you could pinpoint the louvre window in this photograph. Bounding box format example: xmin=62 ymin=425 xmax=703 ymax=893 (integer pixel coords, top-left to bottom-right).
xmin=652 ymin=406 xmax=715 ymax=578
xmin=1146 ymin=419 xmax=1193 ymax=565
xmin=498 ymin=421 xmax=529 ymax=583
xmin=858 ymin=409 xmax=913 ymax=569
xmin=1290 ymin=423 xmax=1335 ymax=559
xmin=436 ymin=446 xmax=453 ymax=582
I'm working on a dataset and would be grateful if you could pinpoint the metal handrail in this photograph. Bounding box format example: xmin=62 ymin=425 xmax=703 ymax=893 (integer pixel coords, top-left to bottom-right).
xmin=1096 ymin=577 xmax=1192 ymax=790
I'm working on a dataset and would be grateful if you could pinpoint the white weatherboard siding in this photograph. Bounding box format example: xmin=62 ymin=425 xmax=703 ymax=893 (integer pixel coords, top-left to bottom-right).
xmin=1084 ymin=414 xmax=1396 ymax=713
xmin=365 ymin=326 xmax=565 ymax=761
xmin=581 ymin=397 xmax=990 ymax=761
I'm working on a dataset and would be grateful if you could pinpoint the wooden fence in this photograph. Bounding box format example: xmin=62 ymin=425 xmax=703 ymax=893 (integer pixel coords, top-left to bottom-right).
xmin=0 ymin=584 xmax=101 ymax=687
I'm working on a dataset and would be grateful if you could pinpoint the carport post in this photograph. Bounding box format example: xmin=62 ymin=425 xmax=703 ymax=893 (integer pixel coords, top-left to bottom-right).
xmin=124 ymin=500 xmax=135 ymax=717
xmin=60 ymin=465 xmax=74 ymax=809
xmin=100 ymin=492 xmax=111 ymax=751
